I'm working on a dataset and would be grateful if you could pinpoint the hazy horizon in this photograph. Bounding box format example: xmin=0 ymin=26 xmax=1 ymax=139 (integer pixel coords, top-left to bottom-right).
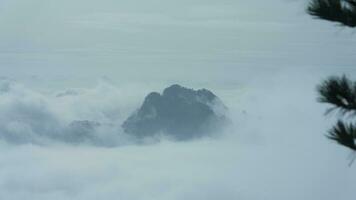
xmin=0 ymin=0 xmax=356 ymax=199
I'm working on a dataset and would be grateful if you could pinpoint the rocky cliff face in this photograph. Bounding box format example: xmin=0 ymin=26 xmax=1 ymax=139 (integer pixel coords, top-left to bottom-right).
xmin=122 ymin=84 xmax=228 ymax=140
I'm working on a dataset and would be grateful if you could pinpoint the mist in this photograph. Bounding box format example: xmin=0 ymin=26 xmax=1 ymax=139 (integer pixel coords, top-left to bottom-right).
xmin=1 ymin=68 xmax=356 ymax=200
xmin=1 ymin=0 xmax=356 ymax=199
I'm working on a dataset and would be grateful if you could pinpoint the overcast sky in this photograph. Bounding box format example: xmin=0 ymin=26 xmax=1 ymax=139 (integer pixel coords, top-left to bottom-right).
xmin=0 ymin=0 xmax=356 ymax=85
xmin=0 ymin=0 xmax=356 ymax=200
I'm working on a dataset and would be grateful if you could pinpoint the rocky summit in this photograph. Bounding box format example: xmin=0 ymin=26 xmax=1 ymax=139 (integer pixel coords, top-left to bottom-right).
xmin=122 ymin=84 xmax=228 ymax=140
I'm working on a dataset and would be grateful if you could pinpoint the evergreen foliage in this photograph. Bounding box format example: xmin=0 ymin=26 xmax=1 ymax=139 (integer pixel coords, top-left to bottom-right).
xmin=308 ymin=0 xmax=356 ymax=27
xmin=318 ymin=76 xmax=356 ymax=152
xmin=317 ymin=75 xmax=356 ymax=115
xmin=308 ymin=1 xmax=356 ymax=158
xmin=327 ymin=120 xmax=356 ymax=150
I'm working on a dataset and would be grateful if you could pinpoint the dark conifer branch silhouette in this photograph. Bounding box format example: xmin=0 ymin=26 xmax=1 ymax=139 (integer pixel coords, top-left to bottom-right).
xmin=307 ymin=1 xmax=356 ymax=163
xmin=327 ymin=120 xmax=356 ymax=150
xmin=317 ymin=76 xmax=356 ymax=155
xmin=317 ymin=75 xmax=356 ymax=115
xmin=308 ymin=0 xmax=356 ymax=27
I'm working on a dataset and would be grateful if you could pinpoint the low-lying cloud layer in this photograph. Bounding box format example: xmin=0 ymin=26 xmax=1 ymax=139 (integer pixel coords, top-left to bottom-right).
xmin=0 ymin=79 xmax=229 ymax=146
xmin=0 ymin=69 xmax=356 ymax=200
xmin=0 ymin=78 xmax=143 ymax=146
xmin=1 ymin=0 xmax=356 ymax=199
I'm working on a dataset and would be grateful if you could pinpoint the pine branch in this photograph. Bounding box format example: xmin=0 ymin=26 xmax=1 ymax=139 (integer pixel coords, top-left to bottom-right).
xmin=317 ymin=75 xmax=356 ymax=115
xmin=307 ymin=0 xmax=356 ymax=27
xmin=327 ymin=120 xmax=356 ymax=150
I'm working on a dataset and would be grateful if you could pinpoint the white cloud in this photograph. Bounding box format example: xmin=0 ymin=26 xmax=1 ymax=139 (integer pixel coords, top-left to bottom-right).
xmin=0 ymin=69 xmax=355 ymax=199
xmin=0 ymin=79 xmax=146 ymax=146
xmin=0 ymin=0 xmax=355 ymax=199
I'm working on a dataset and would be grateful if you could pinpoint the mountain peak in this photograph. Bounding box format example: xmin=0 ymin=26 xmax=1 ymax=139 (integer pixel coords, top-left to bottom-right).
xmin=122 ymin=84 xmax=228 ymax=141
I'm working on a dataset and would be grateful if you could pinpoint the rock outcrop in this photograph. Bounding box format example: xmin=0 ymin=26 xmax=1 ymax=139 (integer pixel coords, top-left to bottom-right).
xmin=122 ymin=84 xmax=228 ymax=140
